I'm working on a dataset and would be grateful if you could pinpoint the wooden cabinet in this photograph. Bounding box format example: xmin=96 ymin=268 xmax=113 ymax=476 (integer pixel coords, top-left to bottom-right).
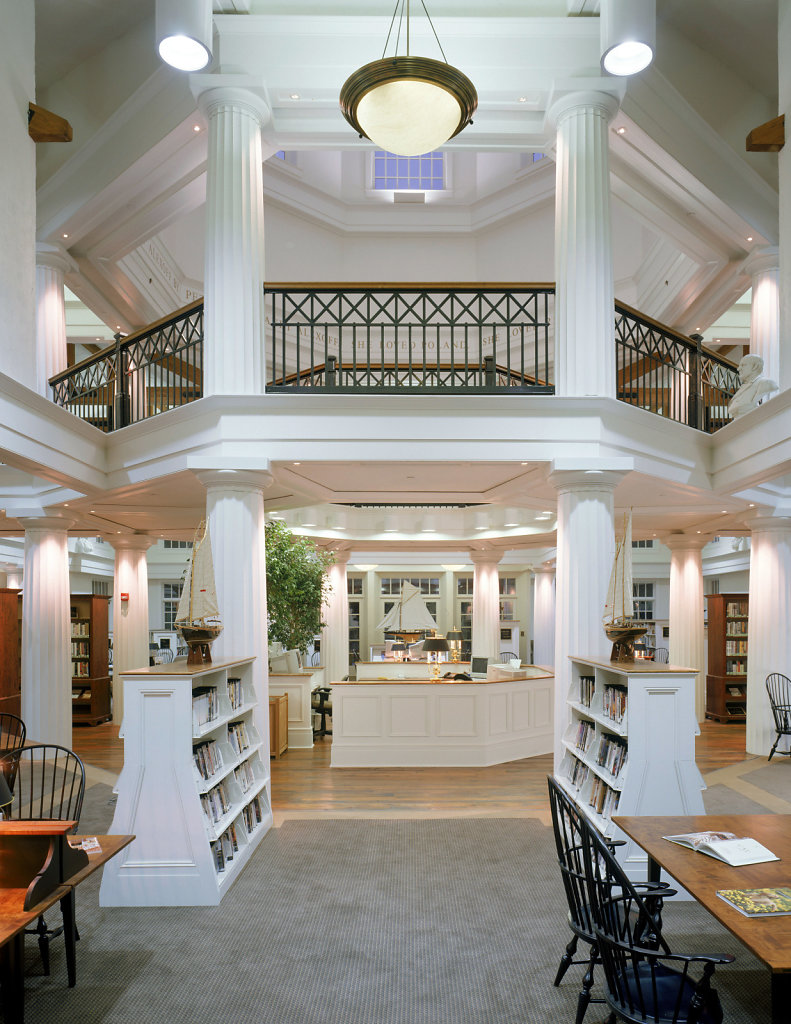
xmin=100 ymin=657 xmax=271 ymax=906
xmin=70 ymin=594 xmax=112 ymax=726
xmin=0 ymin=589 xmax=21 ymax=716
xmin=269 ymin=693 xmax=288 ymax=758
xmin=556 ymin=656 xmax=704 ymax=882
xmin=705 ymin=594 xmax=748 ymax=723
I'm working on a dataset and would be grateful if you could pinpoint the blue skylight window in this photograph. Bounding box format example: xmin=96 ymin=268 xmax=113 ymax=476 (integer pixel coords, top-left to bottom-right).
xmin=373 ymin=151 xmax=444 ymax=190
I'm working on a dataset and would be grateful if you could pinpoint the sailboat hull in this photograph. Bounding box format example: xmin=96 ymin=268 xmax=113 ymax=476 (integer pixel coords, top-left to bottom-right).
xmin=604 ymin=623 xmax=647 ymax=662
xmin=178 ymin=624 xmax=222 ymax=665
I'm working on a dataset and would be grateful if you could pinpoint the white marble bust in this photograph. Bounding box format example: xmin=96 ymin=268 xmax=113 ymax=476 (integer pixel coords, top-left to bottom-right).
xmin=728 ymin=354 xmax=778 ymax=419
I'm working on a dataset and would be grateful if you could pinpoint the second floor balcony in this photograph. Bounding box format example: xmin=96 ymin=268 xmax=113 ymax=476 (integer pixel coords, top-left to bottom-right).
xmin=49 ymin=283 xmax=740 ymax=434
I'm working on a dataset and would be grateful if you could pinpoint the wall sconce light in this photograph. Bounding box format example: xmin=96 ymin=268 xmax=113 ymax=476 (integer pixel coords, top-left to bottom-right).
xmin=156 ymin=0 xmax=213 ymax=72
xmin=600 ymin=0 xmax=655 ymax=77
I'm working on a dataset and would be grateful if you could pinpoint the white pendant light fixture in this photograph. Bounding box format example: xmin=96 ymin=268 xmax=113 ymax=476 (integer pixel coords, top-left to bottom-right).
xmin=600 ymin=0 xmax=655 ymax=77
xmin=156 ymin=0 xmax=213 ymax=72
xmin=340 ymin=0 xmax=477 ymax=157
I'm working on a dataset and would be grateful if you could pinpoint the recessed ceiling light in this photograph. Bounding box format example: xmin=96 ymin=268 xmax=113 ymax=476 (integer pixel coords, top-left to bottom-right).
xmin=518 ymin=96 xmax=527 ymax=103
xmin=521 ymin=462 xmax=528 ymax=466
xmin=62 ymin=233 xmax=69 ymax=238
xmin=290 ymin=93 xmax=300 ymax=100
xmin=749 ymin=504 xmax=755 ymax=508
xmin=696 ymin=531 xmax=701 ymax=534
xmin=193 ymin=124 xmax=201 ymax=132
xmin=64 ymin=504 xmax=69 ymax=507
xmin=95 ymin=337 xmax=101 ymax=341
xmin=616 ymin=126 xmax=626 ymax=135
xmin=293 ymin=462 xmax=301 ymax=465
xmin=747 ymin=236 xmax=753 ymax=242
xmin=721 ymin=510 xmax=728 ymax=514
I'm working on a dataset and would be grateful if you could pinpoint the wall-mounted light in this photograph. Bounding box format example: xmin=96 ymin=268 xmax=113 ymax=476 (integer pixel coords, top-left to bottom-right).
xmin=600 ymin=0 xmax=655 ymax=77
xmin=156 ymin=0 xmax=212 ymax=72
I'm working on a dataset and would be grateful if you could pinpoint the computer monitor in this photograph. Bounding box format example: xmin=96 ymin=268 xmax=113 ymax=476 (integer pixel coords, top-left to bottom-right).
xmin=470 ymin=657 xmax=488 ymax=677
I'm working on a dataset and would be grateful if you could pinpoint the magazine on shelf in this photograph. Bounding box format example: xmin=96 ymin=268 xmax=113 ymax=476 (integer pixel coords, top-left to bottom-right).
xmin=663 ymin=831 xmax=779 ymax=866
xmin=717 ymin=887 xmax=791 ymax=917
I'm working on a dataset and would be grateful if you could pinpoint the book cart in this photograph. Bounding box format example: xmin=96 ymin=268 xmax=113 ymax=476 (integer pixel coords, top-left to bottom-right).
xmin=556 ymin=656 xmax=705 ymax=882
xmin=100 ymin=656 xmax=271 ymax=906
xmin=705 ymin=594 xmax=749 ymax=722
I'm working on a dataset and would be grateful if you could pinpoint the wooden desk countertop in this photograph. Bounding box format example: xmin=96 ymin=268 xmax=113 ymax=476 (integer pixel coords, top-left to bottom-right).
xmin=333 ymin=673 xmax=552 ymax=685
xmin=614 ymin=814 xmax=791 ymax=973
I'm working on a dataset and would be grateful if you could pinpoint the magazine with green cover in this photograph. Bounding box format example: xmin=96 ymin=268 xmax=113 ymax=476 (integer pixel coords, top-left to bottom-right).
xmin=716 ymin=887 xmax=791 ymax=918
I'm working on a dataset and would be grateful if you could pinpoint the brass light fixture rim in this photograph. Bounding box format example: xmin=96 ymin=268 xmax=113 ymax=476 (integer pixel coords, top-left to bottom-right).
xmin=340 ymin=55 xmax=478 ymax=146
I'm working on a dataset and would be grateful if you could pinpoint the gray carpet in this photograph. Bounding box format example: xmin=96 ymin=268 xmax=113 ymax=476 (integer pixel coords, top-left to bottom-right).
xmin=23 ymin=785 xmax=771 ymax=1024
xmin=703 ymin=784 xmax=777 ymax=815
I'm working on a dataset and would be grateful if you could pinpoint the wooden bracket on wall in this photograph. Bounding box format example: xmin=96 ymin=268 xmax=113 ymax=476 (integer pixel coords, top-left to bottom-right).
xmin=746 ymin=113 xmax=785 ymax=152
xmin=28 ymin=102 xmax=73 ymax=143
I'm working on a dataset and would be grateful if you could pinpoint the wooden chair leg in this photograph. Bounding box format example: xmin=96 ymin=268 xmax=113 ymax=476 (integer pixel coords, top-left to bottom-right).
xmin=34 ymin=915 xmax=50 ymax=975
xmin=553 ymin=933 xmax=578 ymax=986
xmin=575 ymin=945 xmax=597 ymax=1024
xmin=769 ymin=734 xmax=780 ymax=761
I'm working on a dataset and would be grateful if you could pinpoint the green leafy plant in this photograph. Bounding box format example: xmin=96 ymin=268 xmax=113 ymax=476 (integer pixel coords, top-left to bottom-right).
xmin=265 ymin=520 xmax=335 ymax=654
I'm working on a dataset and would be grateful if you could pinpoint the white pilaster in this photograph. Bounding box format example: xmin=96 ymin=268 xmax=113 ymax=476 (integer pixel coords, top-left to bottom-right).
xmin=192 ymin=76 xmax=272 ymax=396
xmin=550 ymin=463 xmax=630 ymax=772
xmin=470 ymin=550 xmax=501 ymax=662
xmin=779 ymin=0 xmax=791 ymax=392
xmin=106 ymin=534 xmax=156 ymax=726
xmin=548 ymin=89 xmax=621 ymax=398
xmin=532 ymin=563 xmax=556 ymax=668
xmin=322 ymin=550 xmax=350 ymax=684
xmin=744 ymin=247 xmax=780 ymax=387
xmin=196 ymin=469 xmax=273 ymax=740
xmin=665 ymin=533 xmax=706 ymax=721
xmin=746 ymin=513 xmax=791 ymax=755
xmin=35 ymin=243 xmax=77 ymax=398
xmin=19 ymin=516 xmax=73 ymax=746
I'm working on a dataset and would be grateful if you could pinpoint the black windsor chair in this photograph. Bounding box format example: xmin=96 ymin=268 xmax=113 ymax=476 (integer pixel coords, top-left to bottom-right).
xmin=0 ymin=712 xmax=26 ymax=755
xmin=765 ymin=672 xmax=791 ymax=760
xmin=311 ymin=687 xmax=333 ymax=738
xmin=0 ymin=744 xmax=86 ymax=985
xmin=652 ymin=647 xmax=670 ymax=664
xmin=582 ymin=812 xmax=734 ymax=1024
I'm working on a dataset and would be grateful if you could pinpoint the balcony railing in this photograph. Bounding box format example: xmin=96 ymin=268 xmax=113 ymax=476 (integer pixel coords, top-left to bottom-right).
xmin=48 ymin=284 xmax=739 ymax=433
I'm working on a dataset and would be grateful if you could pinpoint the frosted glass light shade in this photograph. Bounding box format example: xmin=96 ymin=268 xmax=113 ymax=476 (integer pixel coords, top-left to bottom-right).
xmin=156 ymin=0 xmax=212 ymax=72
xmin=600 ymin=0 xmax=655 ymax=77
xmin=341 ymin=57 xmax=477 ymax=156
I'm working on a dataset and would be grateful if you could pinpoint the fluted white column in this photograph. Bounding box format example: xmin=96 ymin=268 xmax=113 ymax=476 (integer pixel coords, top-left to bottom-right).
xmin=745 ymin=247 xmax=780 ymax=387
xmin=192 ymin=76 xmax=272 ymax=395
xmin=19 ymin=516 xmax=73 ymax=746
xmin=107 ymin=534 xmax=156 ymax=726
xmin=322 ymin=550 xmax=350 ymax=683
xmin=666 ymin=533 xmax=706 ymax=722
xmin=532 ymin=563 xmax=556 ymax=667
xmin=550 ymin=465 xmax=629 ymax=771
xmin=470 ymin=550 xmax=501 ymax=662
xmin=746 ymin=513 xmax=791 ymax=755
xmin=197 ymin=469 xmax=272 ymax=741
xmin=779 ymin=0 xmax=791 ymax=392
xmin=35 ymin=243 xmax=76 ymax=398
xmin=548 ymin=90 xmax=621 ymax=398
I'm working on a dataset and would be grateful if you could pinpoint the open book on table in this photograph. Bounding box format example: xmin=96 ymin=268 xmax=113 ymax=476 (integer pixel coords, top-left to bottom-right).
xmin=663 ymin=831 xmax=779 ymax=866
xmin=717 ymin=887 xmax=791 ymax=917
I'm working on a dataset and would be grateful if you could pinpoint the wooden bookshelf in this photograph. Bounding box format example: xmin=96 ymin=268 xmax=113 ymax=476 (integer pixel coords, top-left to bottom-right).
xmin=70 ymin=594 xmax=111 ymax=726
xmin=705 ymin=593 xmax=748 ymax=723
xmin=100 ymin=657 xmax=271 ymax=906
xmin=0 ymin=589 xmax=22 ymax=717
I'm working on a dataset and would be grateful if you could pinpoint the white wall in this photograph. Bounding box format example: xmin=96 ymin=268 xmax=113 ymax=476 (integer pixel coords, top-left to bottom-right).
xmin=0 ymin=1 xmax=35 ymax=387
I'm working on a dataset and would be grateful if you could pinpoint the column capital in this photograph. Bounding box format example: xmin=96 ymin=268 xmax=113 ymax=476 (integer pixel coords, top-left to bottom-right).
xmin=743 ymin=246 xmax=779 ymax=279
xmin=35 ymin=242 xmax=78 ymax=276
xmin=662 ymin=532 xmax=709 ymax=552
xmin=104 ymin=533 xmax=157 ymax=553
xmin=532 ymin=560 xmax=556 ymax=575
xmin=17 ymin=513 xmax=74 ymax=534
xmin=190 ymin=74 xmax=271 ymax=127
xmin=468 ymin=548 xmax=502 ymax=566
xmin=548 ymin=460 xmax=631 ymax=496
xmin=194 ymin=467 xmax=274 ymax=494
xmin=746 ymin=510 xmax=791 ymax=534
xmin=545 ymin=81 xmax=623 ymax=132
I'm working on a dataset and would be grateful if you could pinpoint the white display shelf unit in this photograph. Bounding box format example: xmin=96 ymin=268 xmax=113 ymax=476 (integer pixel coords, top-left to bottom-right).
xmin=100 ymin=656 xmax=272 ymax=907
xmin=556 ymin=657 xmax=704 ymax=882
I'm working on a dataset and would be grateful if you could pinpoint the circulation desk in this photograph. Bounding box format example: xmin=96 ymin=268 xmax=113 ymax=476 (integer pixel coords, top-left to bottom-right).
xmin=330 ymin=671 xmax=554 ymax=768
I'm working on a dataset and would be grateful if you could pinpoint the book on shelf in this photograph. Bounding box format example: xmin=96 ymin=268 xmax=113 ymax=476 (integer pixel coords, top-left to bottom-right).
xmin=228 ymin=719 xmax=250 ymax=754
xmin=602 ymin=684 xmax=627 ymax=724
xmin=193 ymin=738 xmax=224 ymax=780
xmin=192 ymin=686 xmax=219 ymax=730
xmin=227 ymin=676 xmax=243 ymax=710
xmin=578 ymin=675 xmax=595 ymax=707
xmin=717 ymin=887 xmax=791 ymax=918
xmin=663 ymin=831 xmax=779 ymax=866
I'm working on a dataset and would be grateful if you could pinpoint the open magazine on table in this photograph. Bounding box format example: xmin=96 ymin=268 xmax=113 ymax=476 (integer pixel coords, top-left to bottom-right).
xmin=717 ymin=887 xmax=791 ymax=917
xmin=663 ymin=831 xmax=779 ymax=866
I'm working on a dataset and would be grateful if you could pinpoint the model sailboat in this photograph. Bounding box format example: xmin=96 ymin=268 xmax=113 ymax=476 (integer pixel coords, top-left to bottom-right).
xmin=376 ymin=581 xmax=437 ymax=642
xmin=603 ymin=511 xmax=646 ymax=661
xmin=175 ymin=521 xmax=223 ymax=665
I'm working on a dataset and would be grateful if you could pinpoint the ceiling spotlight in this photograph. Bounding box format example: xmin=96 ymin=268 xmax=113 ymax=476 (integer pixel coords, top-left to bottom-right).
xmin=747 ymin=236 xmax=753 ymax=242
xmin=339 ymin=1 xmax=477 ymax=156
xmin=616 ymin=126 xmax=626 ymax=134
xmin=290 ymin=93 xmax=300 ymax=100
xmin=600 ymin=0 xmax=655 ymax=77
xmin=62 ymin=233 xmax=69 ymax=239
xmin=192 ymin=124 xmax=201 ymax=132
xmin=518 ymin=96 xmax=527 ymax=103
xmin=156 ymin=0 xmax=212 ymax=72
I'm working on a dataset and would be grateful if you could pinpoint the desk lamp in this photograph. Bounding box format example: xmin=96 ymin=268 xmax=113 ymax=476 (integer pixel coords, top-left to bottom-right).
xmin=446 ymin=627 xmax=463 ymax=663
xmin=422 ymin=635 xmax=450 ymax=680
xmin=391 ymin=641 xmax=407 ymax=663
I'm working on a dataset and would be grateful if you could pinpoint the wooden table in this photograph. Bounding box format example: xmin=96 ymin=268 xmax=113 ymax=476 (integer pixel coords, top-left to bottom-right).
xmin=615 ymin=814 xmax=791 ymax=1024
xmin=0 ymin=832 xmax=134 ymax=1024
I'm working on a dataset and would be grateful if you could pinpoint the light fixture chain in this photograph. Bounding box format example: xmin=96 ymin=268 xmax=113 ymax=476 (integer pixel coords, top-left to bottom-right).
xmin=420 ymin=0 xmax=449 ymax=64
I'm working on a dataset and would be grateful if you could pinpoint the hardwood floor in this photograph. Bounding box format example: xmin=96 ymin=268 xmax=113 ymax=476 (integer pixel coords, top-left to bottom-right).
xmin=72 ymin=718 xmax=748 ymax=815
